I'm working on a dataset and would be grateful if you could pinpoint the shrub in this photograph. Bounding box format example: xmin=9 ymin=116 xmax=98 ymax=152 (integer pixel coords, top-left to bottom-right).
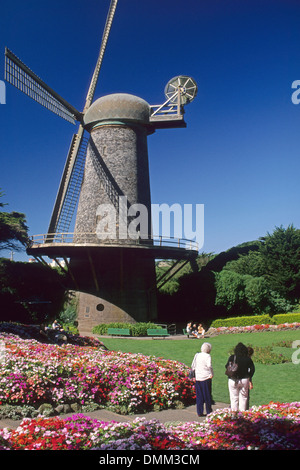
xmin=210 ymin=314 xmax=274 ymax=329
xmin=0 ymin=404 xmax=38 ymax=420
xmin=266 ymin=291 xmax=294 ymax=314
xmin=272 ymin=340 xmax=293 ymax=348
xmin=228 ymin=343 xmax=291 ymax=365
xmin=130 ymin=322 xmax=160 ymax=337
xmin=272 ymin=312 xmax=300 ymax=325
xmin=92 ymin=322 xmax=159 ymax=337
xmin=248 ymin=345 xmax=290 ymax=365
xmin=210 ymin=312 xmax=300 ymax=329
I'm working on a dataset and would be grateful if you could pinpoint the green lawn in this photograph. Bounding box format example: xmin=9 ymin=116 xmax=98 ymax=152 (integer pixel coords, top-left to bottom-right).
xmin=100 ymin=330 xmax=300 ymax=407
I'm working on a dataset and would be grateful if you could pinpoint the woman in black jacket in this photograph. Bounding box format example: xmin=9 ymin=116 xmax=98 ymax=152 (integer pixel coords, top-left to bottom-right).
xmin=225 ymin=342 xmax=255 ymax=412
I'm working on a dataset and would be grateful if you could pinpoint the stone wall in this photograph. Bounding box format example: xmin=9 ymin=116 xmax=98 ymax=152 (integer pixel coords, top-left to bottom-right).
xmin=74 ymin=123 xmax=152 ymax=242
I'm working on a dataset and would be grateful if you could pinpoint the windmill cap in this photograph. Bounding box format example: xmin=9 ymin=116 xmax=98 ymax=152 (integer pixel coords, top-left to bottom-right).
xmin=83 ymin=93 xmax=150 ymax=129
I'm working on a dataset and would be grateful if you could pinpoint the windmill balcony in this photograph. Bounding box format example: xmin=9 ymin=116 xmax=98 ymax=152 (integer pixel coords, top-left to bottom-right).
xmin=27 ymin=232 xmax=199 ymax=261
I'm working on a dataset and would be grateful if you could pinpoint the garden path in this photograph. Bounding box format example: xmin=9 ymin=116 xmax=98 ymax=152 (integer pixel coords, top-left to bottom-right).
xmin=0 ymin=402 xmax=229 ymax=430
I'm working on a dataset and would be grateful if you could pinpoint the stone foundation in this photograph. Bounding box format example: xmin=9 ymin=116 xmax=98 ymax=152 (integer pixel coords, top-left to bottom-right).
xmin=76 ymin=288 xmax=157 ymax=335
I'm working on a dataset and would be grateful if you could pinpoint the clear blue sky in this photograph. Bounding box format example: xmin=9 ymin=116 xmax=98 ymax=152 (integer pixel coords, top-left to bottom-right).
xmin=1 ymin=0 xmax=300 ymax=262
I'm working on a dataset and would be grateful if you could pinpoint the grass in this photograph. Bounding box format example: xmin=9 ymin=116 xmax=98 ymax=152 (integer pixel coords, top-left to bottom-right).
xmin=100 ymin=329 xmax=300 ymax=407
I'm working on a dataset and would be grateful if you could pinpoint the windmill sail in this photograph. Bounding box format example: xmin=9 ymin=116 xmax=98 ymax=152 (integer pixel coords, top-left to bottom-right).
xmin=4 ymin=48 xmax=81 ymax=124
xmin=46 ymin=0 xmax=119 ymax=238
xmin=84 ymin=0 xmax=119 ymax=111
xmin=47 ymin=129 xmax=89 ymax=239
xmin=4 ymin=1 xmax=119 ymax=238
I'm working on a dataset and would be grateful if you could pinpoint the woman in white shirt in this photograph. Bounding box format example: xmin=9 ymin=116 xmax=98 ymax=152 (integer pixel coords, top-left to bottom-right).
xmin=191 ymin=342 xmax=214 ymax=416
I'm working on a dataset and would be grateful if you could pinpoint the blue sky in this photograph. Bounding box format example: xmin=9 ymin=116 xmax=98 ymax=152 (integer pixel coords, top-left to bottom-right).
xmin=1 ymin=0 xmax=300 ymax=261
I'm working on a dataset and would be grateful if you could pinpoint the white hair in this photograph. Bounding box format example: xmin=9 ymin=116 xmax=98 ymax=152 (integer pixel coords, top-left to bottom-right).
xmin=201 ymin=342 xmax=212 ymax=353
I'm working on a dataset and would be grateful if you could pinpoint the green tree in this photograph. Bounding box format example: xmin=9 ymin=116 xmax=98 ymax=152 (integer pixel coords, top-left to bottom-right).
xmin=0 ymin=191 xmax=29 ymax=252
xmin=215 ymin=270 xmax=293 ymax=315
xmin=215 ymin=270 xmax=249 ymax=314
xmin=224 ymin=250 xmax=265 ymax=277
xmin=205 ymin=241 xmax=261 ymax=272
xmin=244 ymin=275 xmax=270 ymax=314
xmin=259 ymin=225 xmax=300 ymax=302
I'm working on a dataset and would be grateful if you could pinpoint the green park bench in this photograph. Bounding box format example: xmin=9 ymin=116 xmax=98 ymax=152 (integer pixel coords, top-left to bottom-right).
xmin=146 ymin=328 xmax=170 ymax=338
xmin=107 ymin=328 xmax=131 ymax=336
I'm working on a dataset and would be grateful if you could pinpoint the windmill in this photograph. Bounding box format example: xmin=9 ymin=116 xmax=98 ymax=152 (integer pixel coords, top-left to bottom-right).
xmin=4 ymin=0 xmax=198 ymax=332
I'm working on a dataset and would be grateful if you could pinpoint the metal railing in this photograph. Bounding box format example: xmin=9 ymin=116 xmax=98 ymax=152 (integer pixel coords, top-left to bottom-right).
xmin=29 ymin=232 xmax=199 ymax=252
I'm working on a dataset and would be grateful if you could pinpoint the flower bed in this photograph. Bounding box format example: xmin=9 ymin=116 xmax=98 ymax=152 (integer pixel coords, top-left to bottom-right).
xmin=168 ymin=402 xmax=300 ymax=450
xmin=0 ymin=322 xmax=103 ymax=348
xmin=208 ymin=322 xmax=300 ymax=336
xmin=0 ymin=402 xmax=299 ymax=450
xmin=0 ymin=333 xmax=195 ymax=414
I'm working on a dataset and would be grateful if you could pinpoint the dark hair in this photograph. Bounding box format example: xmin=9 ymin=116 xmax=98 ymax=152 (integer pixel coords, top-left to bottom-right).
xmin=248 ymin=346 xmax=254 ymax=357
xmin=234 ymin=342 xmax=248 ymax=357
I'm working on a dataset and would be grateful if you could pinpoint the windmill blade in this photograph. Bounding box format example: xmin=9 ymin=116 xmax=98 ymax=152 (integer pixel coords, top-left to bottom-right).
xmin=83 ymin=0 xmax=119 ymax=111
xmin=47 ymin=0 xmax=119 ymax=238
xmin=47 ymin=126 xmax=89 ymax=238
xmin=4 ymin=47 xmax=82 ymax=124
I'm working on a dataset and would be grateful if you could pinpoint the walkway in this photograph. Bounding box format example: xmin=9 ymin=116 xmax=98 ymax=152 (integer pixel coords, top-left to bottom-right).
xmin=0 ymin=402 xmax=230 ymax=430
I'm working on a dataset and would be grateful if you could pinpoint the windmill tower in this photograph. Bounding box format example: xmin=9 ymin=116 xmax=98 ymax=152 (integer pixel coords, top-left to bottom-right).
xmin=4 ymin=1 xmax=198 ymax=332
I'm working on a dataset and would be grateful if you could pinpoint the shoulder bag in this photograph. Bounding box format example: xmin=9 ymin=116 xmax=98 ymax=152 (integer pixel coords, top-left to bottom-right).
xmin=189 ymin=353 xmax=198 ymax=379
xmin=225 ymin=355 xmax=238 ymax=378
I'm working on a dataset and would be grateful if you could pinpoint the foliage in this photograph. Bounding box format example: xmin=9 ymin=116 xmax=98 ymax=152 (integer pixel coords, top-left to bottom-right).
xmin=157 ymin=226 xmax=300 ymax=321
xmin=205 ymin=240 xmax=261 ymax=272
xmin=210 ymin=312 xmax=300 ymax=328
xmin=251 ymin=346 xmax=288 ymax=365
xmin=272 ymin=340 xmax=293 ymax=348
xmin=103 ymin=328 xmax=300 ymax=406
xmin=0 ymin=191 xmax=29 ymax=252
xmin=0 ymin=321 xmax=105 ymax=349
xmin=214 ymin=270 xmax=249 ymax=314
xmin=0 ymin=193 xmax=67 ymax=324
xmin=0 ymin=259 xmax=67 ymax=324
xmin=228 ymin=344 xmax=290 ymax=365
xmin=155 ymin=252 xmax=213 ymax=296
xmin=223 ymin=225 xmax=300 ymax=304
xmin=0 ymin=404 xmax=38 ymax=420
xmin=244 ymin=276 xmax=271 ymax=313
xmin=272 ymin=312 xmax=300 ymax=324
xmin=168 ymin=268 xmax=218 ymax=323
xmin=58 ymin=293 xmax=77 ymax=323
xmin=1 ymin=324 xmax=300 ymax=419
xmin=214 ymin=226 xmax=300 ymax=315
xmin=210 ymin=314 xmax=274 ymax=328
xmin=168 ymin=402 xmax=300 ymax=450
xmin=0 ymin=332 xmax=195 ymax=413
xmin=266 ymin=290 xmax=294 ymax=314
xmin=92 ymin=321 xmax=159 ymax=337
xmin=224 ymin=249 xmax=266 ymax=277
xmin=57 ymin=292 xmax=78 ymax=332
xmin=1 ymin=403 xmax=300 ymax=450
xmin=0 ymin=415 xmax=188 ymax=450
xmin=259 ymin=225 xmax=300 ymax=301
xmin=156 ymin=261 xmax=181 ymax=295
